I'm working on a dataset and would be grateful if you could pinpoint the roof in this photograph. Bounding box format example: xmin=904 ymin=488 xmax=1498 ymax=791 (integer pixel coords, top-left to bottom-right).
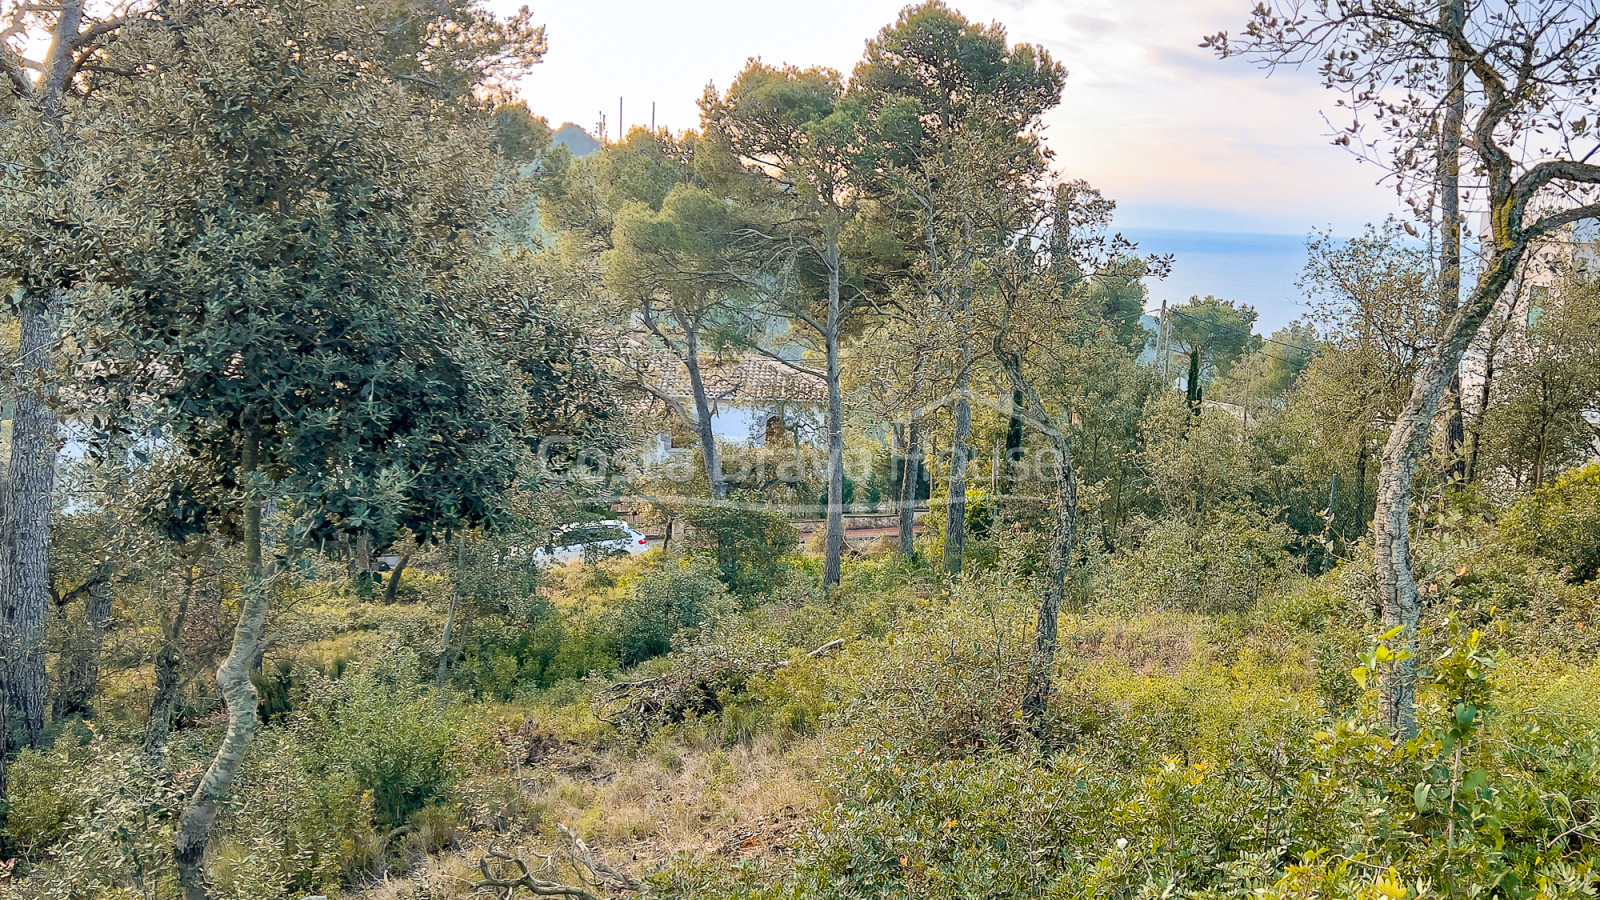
xmin=638 ymin=350 xmax=827 ymax=405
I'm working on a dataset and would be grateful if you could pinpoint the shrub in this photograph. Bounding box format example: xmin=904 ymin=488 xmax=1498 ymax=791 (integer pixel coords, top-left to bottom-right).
xmin=681 ymin=500 xmax=800 ymax=595
xmin=289 ymin=662 xmax=466 ymax=830
xmin=1500 ymin=461 xmax=1600 ymax=582
xmin=834 ymin=566 xmax=1034 ymax=758
xmin=1107 ymin=504 xmax=1297 ymax=614
xmin=3 ymin=744 xmax=187 ymax=897
xmin=611 ymin=557 xmax=737 ymax=667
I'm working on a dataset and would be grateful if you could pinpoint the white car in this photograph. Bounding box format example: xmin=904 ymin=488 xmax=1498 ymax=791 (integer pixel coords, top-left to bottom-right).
xmin=530 ymin=520 xmax=650 ymax=565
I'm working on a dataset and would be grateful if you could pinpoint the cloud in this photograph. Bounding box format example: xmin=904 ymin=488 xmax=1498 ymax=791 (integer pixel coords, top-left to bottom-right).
xmin=506 ymin=0 xmax=1397 ymax=234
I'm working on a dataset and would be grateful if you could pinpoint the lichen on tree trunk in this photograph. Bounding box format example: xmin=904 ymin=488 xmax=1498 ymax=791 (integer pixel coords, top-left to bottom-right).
xmin=2 ymin=290 xmax=63 ymax=760
xmin=174 ymin=427 xmax=270 ymax=900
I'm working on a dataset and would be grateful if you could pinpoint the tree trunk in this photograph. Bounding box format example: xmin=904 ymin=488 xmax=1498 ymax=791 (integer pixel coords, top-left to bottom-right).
xmin=1533 ymin=425 xmax=1549 ymax=488
xmin=382 ymin=553 xmax=410 ymax=605
xmin=822 ymin=240 xmax=845 ymax=587
xmin=683 ymin=328 xmax=727 ymax=501
xmin=1020 ymin=436 xmax=1078 ymax=729
xmin=1374 ymin=235 xmax=1527 ymax=739
xmin=436 ymin=539 xmax=464 ymax=694
xmin=897 ymin=419 xmax=921 ymax=558
xmin=1465 ymin=325 xmax=1502 ymax=484
xmin=1185 ymin=349 xmax=1203 ymax=413
xmin=2 ymin=290 xmax=62 ymax=761
xmin=1354 ymin=442 xmax=1370 ymax=538
xmin=144 ymin=555 xmax=197 ymax=759
xmin=1440 ymin=0 xmax=1468 ymax=482
xmin=51 ymin=563 xmax=115 ymax=721
xmin=1002 ymin=390 xmax=1025 ymax=497
xmin=1000 ymin=362 xmax=1077 ymax=733
xmin=174 ymin=426 xmax=268 ymax=900
xmin=944 ymin=375 xmax=971 ymax=575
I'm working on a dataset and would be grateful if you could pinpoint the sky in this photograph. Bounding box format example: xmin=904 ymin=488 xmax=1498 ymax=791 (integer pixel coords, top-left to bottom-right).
xmin=496 ymin=0 xmax=1403 ymax=328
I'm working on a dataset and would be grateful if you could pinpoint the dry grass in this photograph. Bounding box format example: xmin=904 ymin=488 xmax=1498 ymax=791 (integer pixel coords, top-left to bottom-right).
xmin=1061 ymin=613 xmax=1200 ymax=675
xmin=350 ymin=727 xmax=823 ymax=899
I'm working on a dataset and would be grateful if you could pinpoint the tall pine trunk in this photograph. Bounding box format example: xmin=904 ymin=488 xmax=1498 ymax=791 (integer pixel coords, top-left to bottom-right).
xmin=822 ymin=238 xmax=845 ymax=587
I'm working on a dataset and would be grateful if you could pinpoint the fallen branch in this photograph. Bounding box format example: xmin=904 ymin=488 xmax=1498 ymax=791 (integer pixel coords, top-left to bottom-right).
xmin=558 ymin=823 xmax=638 ymax=893
xmin=474 ymin=850 xmax=599 ymax=900
xmin=593 ymin=639 xmax=844 ymax=730
xmin=473 ymin=823 xmax=637 ymax=900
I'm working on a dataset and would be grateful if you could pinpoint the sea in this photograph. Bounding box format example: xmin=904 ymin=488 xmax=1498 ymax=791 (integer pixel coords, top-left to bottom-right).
xmin=1123 ymin=228 xmax=1315 ymax=336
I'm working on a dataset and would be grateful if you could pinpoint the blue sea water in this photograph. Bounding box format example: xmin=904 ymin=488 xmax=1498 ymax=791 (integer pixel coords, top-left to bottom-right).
xmin=1123 ymin=228 xmax=1314 ymax=336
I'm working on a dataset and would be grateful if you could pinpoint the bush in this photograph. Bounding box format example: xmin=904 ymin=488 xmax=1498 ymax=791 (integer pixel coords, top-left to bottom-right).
xmin=611 ymin=557 xmax=737 ymax=668
xmin=1107 ymin=504 xmax=1297 ymax=614
xmin=289 ymin=661 xmax=466 ymax=830
xmin=680 ymin=500 xmax=800 ymax=595
xmin=1500 ymin=461 xmax=1600 ymax=582
xmin=834 ymin=566 xmax=1034 ymax=757
xmin=3 ymin=744 xmax=187 ymax=897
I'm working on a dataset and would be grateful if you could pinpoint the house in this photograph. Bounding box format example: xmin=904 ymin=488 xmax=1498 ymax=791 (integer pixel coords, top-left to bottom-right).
xmin=1460 ymin=216 xmax=1600 ymax=456
xmin=633 ymin=350 xmax=827 ymax=464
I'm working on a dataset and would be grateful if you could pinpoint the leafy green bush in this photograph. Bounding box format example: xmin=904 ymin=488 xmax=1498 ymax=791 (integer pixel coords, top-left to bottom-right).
xmin=1500 ymin=461 xmax=1600 ymax=582
xmin=681 ymin=500 xmax=800 ymax=595
xmin=611 ymin=557 xmax=737 ymax=667
xmin=1108 ymin=505 xmax=1297 ymax=614
xmin=833 ymin=566 xmax=1034 ymax=757
xmin=289 ymin=661 xmax=466 ymax=830
xmin=4 ymin=747 xmax=83 ymax=861
xmin=3 ymin=744 xmax=186 ymax=897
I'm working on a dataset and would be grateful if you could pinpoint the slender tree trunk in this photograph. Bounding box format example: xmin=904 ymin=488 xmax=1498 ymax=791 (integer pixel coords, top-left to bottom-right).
xmin=889 ymin=423 xmax=906 ymax=517
xmin=1020 ymin=436 xmax=1078 ymax=729
xmin=1465 ymin=327 xmax=1501 ymax=484
xmin=944 ymin=216 xmax=976 ymax=575
xmin=1000 ymin=362 xmax=1077 ymax=732
xmin=436 ymin=538 xmax=464 ymax=693
xmin=382 ymin=553 xmax=410 ymax=605
xmin=174 ymin=425 xmax=269 ymax=900
xmin=683 ymin=328 xmax=727 ymax=501
xmin=1354 ymin=442 xmax=1370 ymax=538
xmin=1186 ymin=349 xmax=1203 ymax=413
xmin=897 ymin=359 xmax=925 ymax=559
xmin=1440 ymin=0 xmax=1468 ymax=481
xmin=1375 ymin=238 xmax=1527 ymax=738
xmin=897 ymin=419 xmax=921 ymax=558
xmin=822 ymin=241 xmax=845 ymax=587
xmin=145 ymin=555 xmax=197 ymax=759
xmin=1002 ymin=390 xmax=1025 ymax=497
xmin=52 ymin=563 xmax=115 ymax=721
xmin=944 ymin=374 xmax=971 ymax=575
xmin=2 ymin=290 xmax=62 ymax=760
xmin=1533 ymin=426 xmax=1549 ymax=488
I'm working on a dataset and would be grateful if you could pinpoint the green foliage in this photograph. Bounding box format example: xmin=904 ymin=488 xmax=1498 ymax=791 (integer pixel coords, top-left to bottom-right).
xmin=834 ymin=566 xmax=1034 ymax=757
xmin=1108 ymin=505 xmax=1298 ymax=615
xmin=680 ymin=502 xmax=801 ymax=594
xmin=3 ymin=744 xmax=187 ymax=897
xmin=612 ymin=558 xmax=738 ymax=668
xmin=289 ymin=661 xmax=466 ymax=830
xmin=1499 ymin=461 xmax=1600 ymax=583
